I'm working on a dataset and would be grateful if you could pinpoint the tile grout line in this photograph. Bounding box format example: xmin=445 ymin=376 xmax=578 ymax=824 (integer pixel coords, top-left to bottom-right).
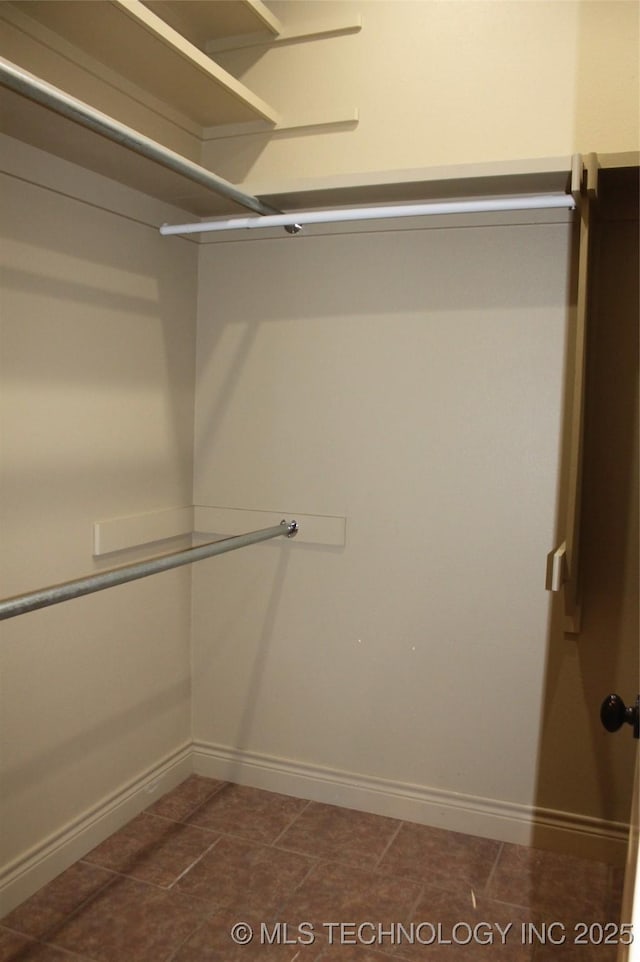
xmin=75 ymin=860 xmax=198 ymax=893
xmin=405 ymin=881 xmax=427 ymax=921
xmin=164 ymin=904 xmax=225 ymax=962
xmin=279 ymin=853 xmax=324 ymax=906
xmin=483 ymin=840 xmax=504 ymax=895
xmin=17 ymin=869 xmax=120 ymax=951
xmin=2 ymin=881 xmax=116 ymax=962
xmin=167 ymin=836 xmax=222 ymax=889
xmin=269 ymin=798 xmax=313 ymax=848
xmin=40 ymin=939 xmax=101 ymax=961
xmin=372 ymin=818 xmax=405 ymax=872
xmin=164 ymin=778 xmax=229 ymax=826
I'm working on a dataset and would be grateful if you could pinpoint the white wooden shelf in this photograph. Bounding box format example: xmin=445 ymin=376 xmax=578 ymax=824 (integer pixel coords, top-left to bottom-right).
xmin=8 ymin=0 xmax=279 ymax=127
xmin=2 ymin=0 xmax=635 ymax=226
xmin=142 ymin=0 xmax=282 ymax=48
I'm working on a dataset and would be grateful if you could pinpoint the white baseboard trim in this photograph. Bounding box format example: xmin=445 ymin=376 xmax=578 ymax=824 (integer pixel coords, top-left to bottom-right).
xmin=1 ymin=740 xmax=629 ymax=917
xmin=192 ymin=740 xmax=629 ymax=866
xmin=0 ymin=741 xmax=193 ymax=916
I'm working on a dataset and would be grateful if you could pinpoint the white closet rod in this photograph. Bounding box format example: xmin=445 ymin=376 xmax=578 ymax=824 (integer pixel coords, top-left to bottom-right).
xmin=160 ymin=193 xmax=576 ymax=236
xmin=0 ymin=56 xmax=281 ymax=218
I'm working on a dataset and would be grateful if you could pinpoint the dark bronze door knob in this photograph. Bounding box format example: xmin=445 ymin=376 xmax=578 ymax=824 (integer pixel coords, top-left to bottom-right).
xmin=600 ymin=694 xmax=639 ymax=739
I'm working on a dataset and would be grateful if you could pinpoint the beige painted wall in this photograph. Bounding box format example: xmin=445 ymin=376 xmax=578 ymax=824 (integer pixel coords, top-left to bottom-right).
xmin=191 ymin=214 xmax=617 ymax=843
xmin=0 ymin=141 xmax=198 ymax=886
xmin=206 ymin=0 xmax=640 ymax=190
xmin=191 ymin=198 xmax=637 ymax=853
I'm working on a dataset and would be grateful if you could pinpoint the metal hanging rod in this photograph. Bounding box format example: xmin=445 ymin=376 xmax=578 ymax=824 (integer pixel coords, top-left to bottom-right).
xmin=0 ymin=56 xmax=281 ymax=219
xmin=159 ymin=193 xmax=577 ymax=236
xmin=0 ymin=521 xmax=298 ymax=622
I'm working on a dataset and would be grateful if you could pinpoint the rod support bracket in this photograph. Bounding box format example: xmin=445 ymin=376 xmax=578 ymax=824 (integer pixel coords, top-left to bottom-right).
xmin=282 ymin=519 xmax=299 ymax=537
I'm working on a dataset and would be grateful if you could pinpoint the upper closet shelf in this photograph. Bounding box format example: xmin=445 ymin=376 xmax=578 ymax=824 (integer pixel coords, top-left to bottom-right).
xmin=7 ymin=0 xmax=280 ymax=127
xmin=0 ymin=55 xmax=277 ymax=218
xmin=142 ymin=0 xmax=282 ymax=48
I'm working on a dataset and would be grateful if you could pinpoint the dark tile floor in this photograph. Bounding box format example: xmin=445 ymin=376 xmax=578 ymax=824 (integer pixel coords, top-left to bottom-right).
xmin=0 ymin=775 xmax=625 ymax=961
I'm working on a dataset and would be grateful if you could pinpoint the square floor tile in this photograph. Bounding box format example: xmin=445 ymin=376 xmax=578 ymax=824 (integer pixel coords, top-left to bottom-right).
xmin=49 ymin=875 xmax=210 ymax=962
xmin=280 ymin=860 xmax=421 ymax=938
xmin=607 ymin=865 xmax=625 ymax=920
xmin=316 ymin=946 xmax=396 ymax=961
xmin=174 ymin=835 xmax=315 ymax=911
xmin=377 ymin=823 xmax=501 ymax=893
xmin=0 ymin=862 xmax=114 ymax=940
xmin=276 ymin=802 xmax=402 ymax=870
xmin=188 ymin=784 xmax=309 ymax=844
xmin=147 ymin=776 xmax=226 ymax=822
xmin=486 ymin=844 xmax=612 ymax=920
xmin=171 ymin=908 xmax=322 ymax=961
xmin=391 ymin=884 xmax=536 ymax=961
xmin=0 ymin=928 xmax=30 ymax=961
xmin=83 ymin=811 xmax=218 ymax=887
xmin=532 ymin=938 xmax=618 ymax=961
xmin=0 ymin=927 xmax=92 ymax=961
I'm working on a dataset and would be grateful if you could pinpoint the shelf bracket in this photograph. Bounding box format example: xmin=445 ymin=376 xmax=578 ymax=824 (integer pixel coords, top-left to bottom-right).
xmin=206 ymin=13 xmax=362 ymax=54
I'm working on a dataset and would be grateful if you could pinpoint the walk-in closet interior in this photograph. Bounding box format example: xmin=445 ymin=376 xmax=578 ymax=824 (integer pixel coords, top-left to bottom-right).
xmin=0 ymin=1 xmax=638 ymax=956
